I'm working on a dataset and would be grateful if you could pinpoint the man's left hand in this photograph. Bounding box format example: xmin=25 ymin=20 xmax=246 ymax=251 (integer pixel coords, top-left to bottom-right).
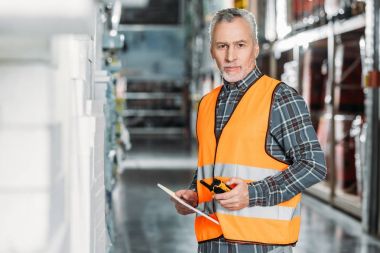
xmin=213 ymin=177 xmax=249 ymax=211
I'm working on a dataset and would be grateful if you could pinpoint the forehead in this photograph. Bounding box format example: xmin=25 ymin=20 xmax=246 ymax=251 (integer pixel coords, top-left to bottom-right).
xmin=212 ymin=17 xmax=253 ymax=43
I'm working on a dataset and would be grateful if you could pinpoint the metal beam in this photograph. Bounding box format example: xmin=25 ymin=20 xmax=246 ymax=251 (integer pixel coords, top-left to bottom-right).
xmin=362 ymin=0 xmax=380 ymax=236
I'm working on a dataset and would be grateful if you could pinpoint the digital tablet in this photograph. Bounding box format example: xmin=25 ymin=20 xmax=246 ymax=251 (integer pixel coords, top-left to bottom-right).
xmin=157 ymin=183 xmax=219 ymax=225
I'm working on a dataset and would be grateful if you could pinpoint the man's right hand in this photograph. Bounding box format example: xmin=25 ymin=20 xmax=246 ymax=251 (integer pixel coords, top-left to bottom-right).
xmin=171 ymin=189 xmax=198 ymax=215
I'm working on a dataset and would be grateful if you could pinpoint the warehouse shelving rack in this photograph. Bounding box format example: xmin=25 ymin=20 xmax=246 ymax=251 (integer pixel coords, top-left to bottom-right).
xmin=271 ymin=13 xmax=366 ymax=218
xmin=123 ymin=79 xmax=189 ymax=137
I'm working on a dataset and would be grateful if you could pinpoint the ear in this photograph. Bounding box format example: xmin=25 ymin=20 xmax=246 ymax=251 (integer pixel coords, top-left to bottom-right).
xmin=254 ymin=43 xmax=260 ymax=58
xmin=210 ymin=47 xmax=215 ymax=59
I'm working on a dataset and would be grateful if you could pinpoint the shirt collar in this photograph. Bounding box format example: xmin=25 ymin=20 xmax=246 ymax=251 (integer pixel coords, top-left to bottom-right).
xmin=223 ymin=67 xmax=262 ymax=93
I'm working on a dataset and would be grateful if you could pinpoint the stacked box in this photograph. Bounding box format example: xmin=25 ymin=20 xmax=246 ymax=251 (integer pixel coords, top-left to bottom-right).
xmin=302 ymin=47 xmax=327 ymax=111
xmin=317 ymin=114 xmax=357 ymax=193
xmin=334 ymin=41 xmax=364 ymax=113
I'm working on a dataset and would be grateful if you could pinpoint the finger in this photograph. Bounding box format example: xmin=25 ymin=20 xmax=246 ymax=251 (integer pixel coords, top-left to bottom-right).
xmin=175 ymin=190 xmax=197 ymax=203
xmin=175 ymin=200 xmax=191 ymax=209
xmin=183 ymin=193 xmax=198 ymax=207
xmin=174 ymin=202 xmax=185 ymax=210
xmin=179 ymin=210 xmax=193 ymax=215
xmin=214 ymin=190 xmax=236 ymax=200
xmin=170 ymin=196 xmax=183 ymax=203
xmin=176 ymin=205 xmax=190 ymax=213
xmin=175 ymin=190 xmax=187 ymax=198
xmin=214 ymin=183 xmax=244 ymax=200
xmin=176 ymin=207 xmax=191 ymax=215
xmin=219 ymin=201 xmax=240 ymax=210
xmin=176 ymin=204 xmax=195 ymax=214
xmin=181 ymin=209 xmax=195 ymax=215
xmin=219 ymin=197 xmax=239 ymax=206
xmin=226 ymin=177 xmax=244 ymax=186
xmin=181 ymin=191 xmax=196 ymax=202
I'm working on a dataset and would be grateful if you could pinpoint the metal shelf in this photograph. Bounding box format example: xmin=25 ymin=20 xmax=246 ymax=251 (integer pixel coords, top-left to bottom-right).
xmin=128 ymin=127 xmax=185 ymax=135
xmin=125 ymin=75 xmax=185 ymax=83
xmin=307 ymin=182 xmax=331 ymax=202
xmin=334 ymin=190 xmax=362 ymax=218
xmin=119 ymin=24 xmax=184 ymax=32
xmin=273 ymin=14 xmax=365 ymax=54
xmin=125 ymin=92 xmax=182 ymax=100
xmin=306 ymin=182 xmax=361 ymax=218
xmin=123 ymin=109 xmax=183 ymax=117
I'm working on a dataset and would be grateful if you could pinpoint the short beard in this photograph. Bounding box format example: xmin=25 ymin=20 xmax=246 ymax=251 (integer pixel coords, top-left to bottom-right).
xmin=221 ymin=71 xmax=245 ymax=83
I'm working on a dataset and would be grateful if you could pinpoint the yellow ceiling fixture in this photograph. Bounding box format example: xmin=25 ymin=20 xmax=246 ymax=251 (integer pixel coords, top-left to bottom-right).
xmin=234 ymin=0 xmax=249 ymax=9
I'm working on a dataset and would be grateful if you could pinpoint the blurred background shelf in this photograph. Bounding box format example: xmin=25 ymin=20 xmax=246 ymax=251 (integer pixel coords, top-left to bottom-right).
xmin=128 ymin=127 xmax=186 ymax=135
xmin=123 ymin=79 xmax=189 ymax=139
xmin=125 ymin=92 xmax=183 ymax=100
xmin=273 ymin=14 xmax=365 ymax=54
xmin=334 ymin=190 xmax=362 ymax=218
xmin=123 ymin=109 xmax=183 ymax=117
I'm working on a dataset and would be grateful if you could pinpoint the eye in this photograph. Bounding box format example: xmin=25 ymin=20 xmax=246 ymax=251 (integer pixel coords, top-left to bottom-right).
xmin=217 ymin=44 xmax=227 ymax=49
xmin=237 ymin=43 xmax=245 ymax=48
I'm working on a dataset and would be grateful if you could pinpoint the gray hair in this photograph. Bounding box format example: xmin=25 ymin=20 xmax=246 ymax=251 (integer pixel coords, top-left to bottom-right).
xmin=209 ymin=8 xmax=258 ymax=44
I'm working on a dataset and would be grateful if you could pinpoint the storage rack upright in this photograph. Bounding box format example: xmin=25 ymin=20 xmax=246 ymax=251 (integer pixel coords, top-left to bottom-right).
xmin=271 ymin=13 xmax=366 ymax=218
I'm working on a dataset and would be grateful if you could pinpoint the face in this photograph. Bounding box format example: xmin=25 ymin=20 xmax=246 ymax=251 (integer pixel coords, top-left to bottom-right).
xmin=210 ymin=17 xmax=259 ymax=83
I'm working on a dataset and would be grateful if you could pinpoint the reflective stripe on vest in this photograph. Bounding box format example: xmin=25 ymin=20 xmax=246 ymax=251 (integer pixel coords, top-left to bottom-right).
xmin=198 ymin=163 xmax=281 ymax=183
xmin=198 ymin=201 xmax=301 ymax=220
xmin=195 ymin=75 xmax=302 ymax=245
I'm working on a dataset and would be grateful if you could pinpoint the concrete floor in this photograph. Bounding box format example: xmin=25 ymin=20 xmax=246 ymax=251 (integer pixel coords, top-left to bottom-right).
xmin=111 ymin=169 xmax=380 ymax=253
xmin=112 ymin=169 xmax=197 ymax=253
xmin=120 ymin=137 xmax=197 ymax=170
xmin=112 ymin=138 xmax=380 ymax=253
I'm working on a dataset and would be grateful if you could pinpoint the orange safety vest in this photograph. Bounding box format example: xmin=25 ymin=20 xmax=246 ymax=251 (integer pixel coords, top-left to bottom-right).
xmin=195 ymin=75 xmax=301 ymax=245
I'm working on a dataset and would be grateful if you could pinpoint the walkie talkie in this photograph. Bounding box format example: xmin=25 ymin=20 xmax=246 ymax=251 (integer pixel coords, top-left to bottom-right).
xmin=200 ymin=178 xmax=232 ymax=194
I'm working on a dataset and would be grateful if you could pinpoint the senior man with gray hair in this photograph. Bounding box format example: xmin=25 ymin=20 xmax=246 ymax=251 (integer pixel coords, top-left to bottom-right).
xmin=171 ymin=8 xmax=326 ymax=253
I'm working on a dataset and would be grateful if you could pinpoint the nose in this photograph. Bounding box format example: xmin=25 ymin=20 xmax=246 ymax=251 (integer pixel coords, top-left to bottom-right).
xmin=226 ymin=47 xmax=236 ymax=62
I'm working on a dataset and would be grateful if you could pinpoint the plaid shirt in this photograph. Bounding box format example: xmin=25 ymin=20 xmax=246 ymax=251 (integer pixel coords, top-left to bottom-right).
xmin=191 ymin=67 xmax=327 ymax=253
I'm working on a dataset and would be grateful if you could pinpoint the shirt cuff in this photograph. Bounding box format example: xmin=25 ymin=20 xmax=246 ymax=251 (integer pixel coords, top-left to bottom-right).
xmin=188 ymin=181 xmax=197 ymax=192
xmin=248 ymin=181 xmax=268 ymax=206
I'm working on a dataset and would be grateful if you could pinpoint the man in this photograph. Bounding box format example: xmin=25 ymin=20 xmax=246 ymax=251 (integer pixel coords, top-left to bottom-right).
xmin=172 ymin=8 xmax=326 ymax=253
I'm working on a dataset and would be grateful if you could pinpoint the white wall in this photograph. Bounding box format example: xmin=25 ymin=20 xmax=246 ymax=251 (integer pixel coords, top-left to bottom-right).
xmin=0 ymin=37 xmax=53 ymax=253
xmin=0 ymin=2 xmax=108 ymax=253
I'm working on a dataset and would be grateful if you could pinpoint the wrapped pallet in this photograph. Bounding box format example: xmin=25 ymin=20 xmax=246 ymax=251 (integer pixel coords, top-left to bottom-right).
xmin=317 ymin=113 xmax=357 ymax=193
xmin=334 ymin=40 xmax=364 ymax=113
xmin=302 ymin=47 xmax=327 ymax=111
